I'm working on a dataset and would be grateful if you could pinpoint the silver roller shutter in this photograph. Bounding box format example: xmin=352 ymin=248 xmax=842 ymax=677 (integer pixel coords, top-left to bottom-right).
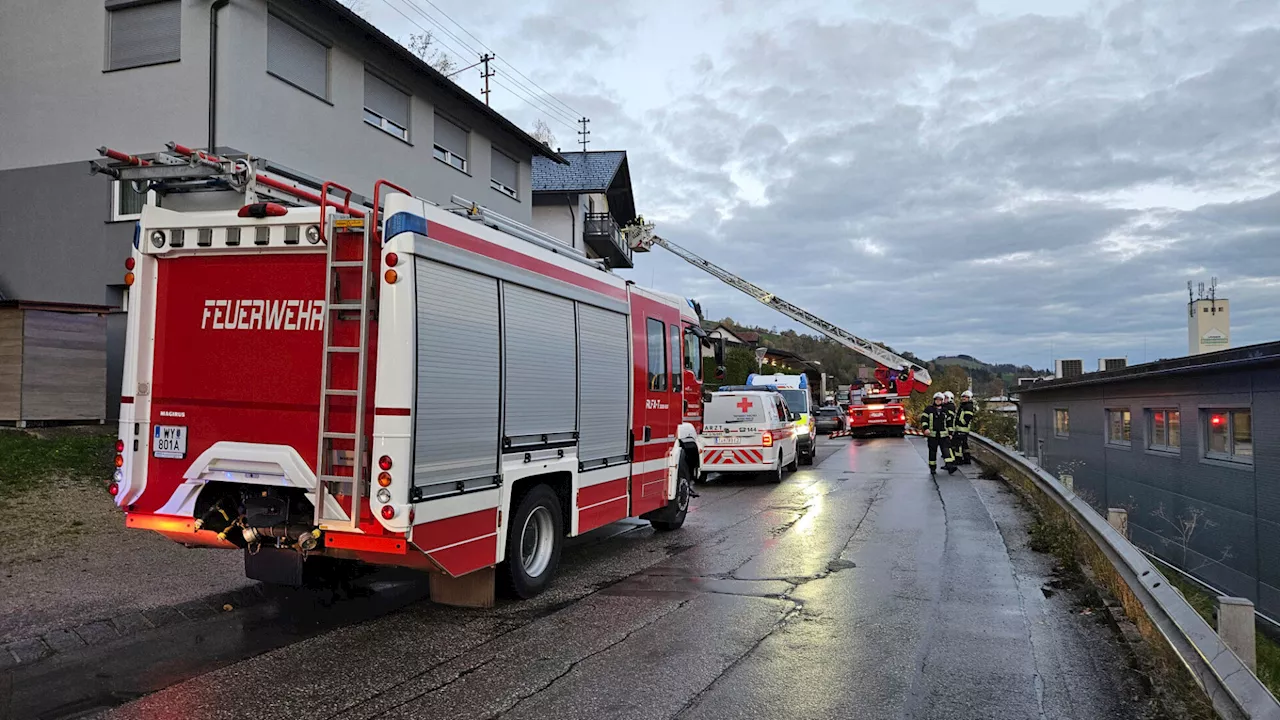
xmin=577 ymin=305 xmax=629 ymax=464
xmin=364 ymin=71 xmax=409 ymax=129
xmin=413 ymin=259 xmax=500 ymax=497
xmin=503 ymin=284 xmax=577 ymax=444
xmin=107 ymin=1 xmax=181 ymax=71
xmin=267 ymin=14 xmax=328 ymax=99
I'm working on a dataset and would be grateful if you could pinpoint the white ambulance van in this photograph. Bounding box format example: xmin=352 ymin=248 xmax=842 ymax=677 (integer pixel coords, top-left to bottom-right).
xmin=747 ymin=373 xmax=816 ymax=464
xmin=699 ymin=386 xmax=800 ymax=483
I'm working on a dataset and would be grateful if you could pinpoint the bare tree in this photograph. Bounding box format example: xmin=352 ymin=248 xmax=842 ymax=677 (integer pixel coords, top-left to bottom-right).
xmin=1151 ymin=503 xmax=1234 ymax=572
xmin=408 ymin=31 xmax=457 ymax=75
xmin=531 ymin=118 xmax=556 ymax=147
xmin=339 ymin=0 xmax=370 ymax=18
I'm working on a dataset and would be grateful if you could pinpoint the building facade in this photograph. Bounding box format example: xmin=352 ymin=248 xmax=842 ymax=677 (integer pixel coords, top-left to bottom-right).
xmin=1017 ymin=342 xmax=1280 ymax=620
xmin=530 ymin=151 xmax=635 ymax=268
xmin=0 ymin=0 xmax=563 ymax=416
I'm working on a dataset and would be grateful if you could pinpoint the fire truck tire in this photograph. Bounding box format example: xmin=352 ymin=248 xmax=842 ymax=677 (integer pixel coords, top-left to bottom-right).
xmin=650 ymin=460 xmax=693 ymax=532
xmin=502 ymin=484 xmax=564 ymax=599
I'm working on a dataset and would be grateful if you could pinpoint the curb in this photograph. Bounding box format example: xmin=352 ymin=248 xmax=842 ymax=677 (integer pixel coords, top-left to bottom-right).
xmin=1 ymin=584 xmax=268 ymax=671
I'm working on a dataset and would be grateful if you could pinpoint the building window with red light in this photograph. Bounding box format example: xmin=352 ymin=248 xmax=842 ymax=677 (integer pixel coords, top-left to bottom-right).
xmin=1053 ymin=408 xmax=1069 ymax=438
xmin=1204 ymin=409 xmax=1252 ymax=463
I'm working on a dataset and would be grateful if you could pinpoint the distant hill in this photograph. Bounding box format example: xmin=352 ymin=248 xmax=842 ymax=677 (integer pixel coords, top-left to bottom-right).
xmin=930 ymin=355 xmax=1048 ymax=395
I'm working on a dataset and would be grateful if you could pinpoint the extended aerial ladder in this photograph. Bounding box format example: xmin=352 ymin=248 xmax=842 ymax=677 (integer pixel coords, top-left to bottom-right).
xmin=624 ymin=223 xmax=931 ymax=396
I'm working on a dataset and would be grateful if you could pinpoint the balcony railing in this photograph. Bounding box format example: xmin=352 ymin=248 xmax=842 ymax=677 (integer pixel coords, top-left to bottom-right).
xmin=583 ymin=212 xmax=632 ymax=267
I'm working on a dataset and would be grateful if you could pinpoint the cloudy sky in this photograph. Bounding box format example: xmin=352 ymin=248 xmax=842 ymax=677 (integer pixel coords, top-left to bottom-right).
xmin=358 ymin=0 xmax=1280 ymax=368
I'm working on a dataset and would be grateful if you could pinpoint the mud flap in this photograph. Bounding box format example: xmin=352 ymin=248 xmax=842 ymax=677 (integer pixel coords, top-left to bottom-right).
xmin=430 ymin=566 xmax=495 ymax=608
xmin=245 ymin=547 xmax=304 ymax=586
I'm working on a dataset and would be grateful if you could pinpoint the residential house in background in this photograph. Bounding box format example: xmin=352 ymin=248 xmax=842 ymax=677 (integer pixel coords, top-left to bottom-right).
xmin=530 ymin=150 xmax=636 ymax=268
xmin=0 ymin=0 xmax=564 ymax=418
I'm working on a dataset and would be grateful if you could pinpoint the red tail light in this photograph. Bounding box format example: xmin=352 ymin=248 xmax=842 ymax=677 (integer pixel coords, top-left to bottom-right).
xmin=762 ymin=431 xmax=774 ymax=447
xmin=124 ymin=257 xmax=135 ymax=270
xmin=108 ymin=482 xmax=120 ymax=497
xmin=380 ymin=505 xmax=395 ymax=520
xmin=378 ymin=455 xmax=393 ymax=471
xmin=115 ymin=439 xmax=125 ymax=452
xmin=385 ymin=252 xmax=398 ymax=267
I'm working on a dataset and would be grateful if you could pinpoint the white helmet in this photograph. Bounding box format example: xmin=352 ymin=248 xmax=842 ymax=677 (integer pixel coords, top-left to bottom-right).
xmin=933 ymin=392 xmax=944 ymax=400
xmin=944 ymin=391 xmax=955 ymax=401
xmin=961 ymin=390 xmax=973 ymax=399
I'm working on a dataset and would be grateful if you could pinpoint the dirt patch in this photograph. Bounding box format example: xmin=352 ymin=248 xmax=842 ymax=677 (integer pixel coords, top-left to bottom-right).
xmin=0 ymin=427 xmax=250 ymax=644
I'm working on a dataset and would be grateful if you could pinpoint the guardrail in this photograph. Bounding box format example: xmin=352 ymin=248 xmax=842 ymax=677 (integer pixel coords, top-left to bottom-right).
xmin=969 ymin=433 xmax=1280 ymax=720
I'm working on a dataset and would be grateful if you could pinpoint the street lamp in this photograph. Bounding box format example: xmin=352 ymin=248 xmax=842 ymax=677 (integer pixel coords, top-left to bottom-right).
xmin=754 ymin=347 xmax=767 ymax=374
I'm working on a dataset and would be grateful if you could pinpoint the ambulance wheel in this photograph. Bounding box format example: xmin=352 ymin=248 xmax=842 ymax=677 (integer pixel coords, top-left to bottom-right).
xmin=502 ymin=484 xmax=563 ymax=599
xmin=651 ymin=460 xmax=693 ymax=532
xmin=768 ymin=459 xmax=784 ymax=484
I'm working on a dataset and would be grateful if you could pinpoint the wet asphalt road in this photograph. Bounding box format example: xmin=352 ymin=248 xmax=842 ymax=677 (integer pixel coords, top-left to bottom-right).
xmin=10 ymin=437 xmax=1159 ymax=720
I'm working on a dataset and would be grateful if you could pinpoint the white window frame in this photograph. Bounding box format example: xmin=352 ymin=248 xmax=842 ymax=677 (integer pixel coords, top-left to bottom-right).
xmin=1203 ymin=408 xmax=1253 ymax=465
xmin=1105 ymin=408 xmax=1131 ymax=447
xmin=111 ymin=180 xmax=155 ymax=222
xmin=1147 ymin=408 xmax=1181 ymax=454
xmin=489 ymin=177 xmax=517 ymax=199
xmin=364 ymin=108 xmax=408 ymax=141
xmin=433 ymin=145 xmax=467 ymax=173
xmin=362 ymin=70 xmax=410 ymax=142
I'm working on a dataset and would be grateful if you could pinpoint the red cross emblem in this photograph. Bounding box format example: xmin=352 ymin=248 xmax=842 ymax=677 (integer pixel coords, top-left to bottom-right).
xmin=736 ymin=397 xmax=753 ymax=413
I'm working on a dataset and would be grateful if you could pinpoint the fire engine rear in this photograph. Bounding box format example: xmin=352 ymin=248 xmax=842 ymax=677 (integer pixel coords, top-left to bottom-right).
xmin=99 ymin=145 xmax=723 ymax=604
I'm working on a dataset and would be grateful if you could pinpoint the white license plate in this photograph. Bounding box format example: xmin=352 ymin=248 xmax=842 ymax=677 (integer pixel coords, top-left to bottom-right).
xmin=153 ymin=425 xmax=187 ymax=459
xmin=870 ymin=412 xmax=885 ymax=418
xmin=713 ymin=436 xmax=743 ymax=445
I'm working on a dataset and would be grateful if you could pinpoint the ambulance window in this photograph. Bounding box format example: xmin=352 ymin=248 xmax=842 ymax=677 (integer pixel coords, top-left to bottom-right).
xmin=776 ymin=397 xmax=787 ymax=421
xmin=669 ymin=325 xmax=682 ymax=393
xmin=646 ymin=319 xmax=667 ymax=391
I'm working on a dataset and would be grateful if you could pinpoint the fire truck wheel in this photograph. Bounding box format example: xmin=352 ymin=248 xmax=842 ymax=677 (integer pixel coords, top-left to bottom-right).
xmin=651 ymin=460 xmax=693 ymax=532
xmin=503 ymin=484 xmax=564 ymax=599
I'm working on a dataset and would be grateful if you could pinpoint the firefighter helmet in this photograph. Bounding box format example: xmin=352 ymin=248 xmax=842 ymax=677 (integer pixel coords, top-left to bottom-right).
xmin=933 ymin=392 xmax=945 ymax=400
xmin=961 ymin=390 xmax=973 ymax=399
xmin=944 ymin=391 xmax=955 ymax=401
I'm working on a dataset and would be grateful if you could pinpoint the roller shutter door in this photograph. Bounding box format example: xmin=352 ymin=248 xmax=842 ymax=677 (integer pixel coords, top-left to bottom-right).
xmin=503 ymin=284 xmax=577 ymax=444
xmin=412 ymin=259 xmax=500 ymax=498
xmin=577 ymin=305 xmax=629 ymax=464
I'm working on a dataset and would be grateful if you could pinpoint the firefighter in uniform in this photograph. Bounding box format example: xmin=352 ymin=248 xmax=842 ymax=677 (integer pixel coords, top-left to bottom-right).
xmin=919 ymin=392 xmax=953 ymax=475
xmin=941 ymin=391 xmax=959 ymax=473
xmin=955 ymin=390 xmax=976 ymax=465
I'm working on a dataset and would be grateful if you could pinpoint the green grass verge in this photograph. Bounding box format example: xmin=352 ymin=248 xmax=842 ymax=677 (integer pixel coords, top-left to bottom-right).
xmin=0 ymin=429 xmax=116 ymax=500
xmin=1158 ymin=561 xmax=1280 ymax=700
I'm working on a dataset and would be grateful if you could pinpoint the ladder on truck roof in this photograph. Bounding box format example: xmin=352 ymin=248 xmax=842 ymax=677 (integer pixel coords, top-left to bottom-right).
xmin=624 ymin=223 xmax=931 ymax=390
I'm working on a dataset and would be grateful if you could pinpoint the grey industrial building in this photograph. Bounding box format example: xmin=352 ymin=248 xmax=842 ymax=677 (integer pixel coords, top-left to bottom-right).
xmin=1017 ymin=342 xmax=1280 ymax=620
xmin=0 ymin=0 xmax=586 ymax=419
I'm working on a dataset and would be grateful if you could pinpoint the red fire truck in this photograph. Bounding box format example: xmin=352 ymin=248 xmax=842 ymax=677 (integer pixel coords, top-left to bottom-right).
xmin=96 ymin=145 xmax=722 ymax=604
xmin=844 ymin=368 xmax=910 ymax=437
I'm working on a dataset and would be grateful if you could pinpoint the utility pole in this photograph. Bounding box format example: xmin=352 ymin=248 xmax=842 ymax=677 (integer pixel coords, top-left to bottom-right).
xmin=480 ymin=53 xmax=494 ymax=106
xmin=578 ymin=116 xmax=590 ymax=152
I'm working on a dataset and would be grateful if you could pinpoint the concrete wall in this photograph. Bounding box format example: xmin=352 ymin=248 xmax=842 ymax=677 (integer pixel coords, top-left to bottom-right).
xmin=0 ymin=163 xmax=135 ymax=305
xmin=0 ymin=0 xmax=212 ymax=172
xmin=1019 ymin=365 xmax=1280 ymax=618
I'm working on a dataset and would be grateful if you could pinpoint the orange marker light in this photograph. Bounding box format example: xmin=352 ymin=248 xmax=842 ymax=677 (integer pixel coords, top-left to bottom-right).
xmin=124 ymin=272 xmax=135 ymax=286
xmin=384 ymin=269 xmax=398 ymax=284
xmin=114 ymin=455 xmax=124 ymax=468
xmin=378 ymin=472 xmax=392 ymax=487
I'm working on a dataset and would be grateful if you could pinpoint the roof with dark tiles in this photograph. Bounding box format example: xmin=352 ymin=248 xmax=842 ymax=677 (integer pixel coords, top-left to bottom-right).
xmin=532 ymin=151 xmax=628 ymax=193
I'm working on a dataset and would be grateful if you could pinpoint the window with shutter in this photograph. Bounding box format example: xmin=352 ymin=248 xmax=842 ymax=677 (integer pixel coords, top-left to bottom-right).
xmin=490 ymin=148 xmax=518 ymax=198
xmin=267 ymin=13 xmax=328 ymax=100
xmin=106 ymin=0 xmax=181 ymax=71
xmin=433 ymin=115 xmax=469 ymax=172
xmin=363 ymin=70 xmax=409 ymax=140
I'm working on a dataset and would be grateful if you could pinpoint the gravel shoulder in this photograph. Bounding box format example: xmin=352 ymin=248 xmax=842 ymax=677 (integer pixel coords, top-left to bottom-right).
xmin=0 ymin=427 xmax=251 ymax=645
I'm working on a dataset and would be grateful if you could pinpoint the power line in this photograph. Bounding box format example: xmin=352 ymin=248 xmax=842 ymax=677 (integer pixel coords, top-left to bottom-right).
xmin=396 ymin=0 xmax=482 ymax=58
xmin=398 ymin=0 xmax=582 ymax=120
xmin=492 ymin=78 xmax=578 ymax=132
xmin=375 ymin=0 xmax=472 ymax=67
xmin=493 ymin=68 xmax=578 ymax=125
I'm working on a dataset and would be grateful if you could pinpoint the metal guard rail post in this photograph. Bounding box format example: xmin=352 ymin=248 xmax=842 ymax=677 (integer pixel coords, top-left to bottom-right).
xmin=969 ymin=433 xmax=1280 ymax=720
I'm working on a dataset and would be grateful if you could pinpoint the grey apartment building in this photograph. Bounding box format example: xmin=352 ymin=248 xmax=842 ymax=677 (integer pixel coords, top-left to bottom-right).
xmin=0 ymin=0 xmax=568 ymax=417
xmin=1017 ymin=342 xmax=1280 ymax=620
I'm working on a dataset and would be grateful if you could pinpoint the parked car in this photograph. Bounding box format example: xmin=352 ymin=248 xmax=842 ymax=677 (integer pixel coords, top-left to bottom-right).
xmin=815 ymin=405 xmax=845 ymax=433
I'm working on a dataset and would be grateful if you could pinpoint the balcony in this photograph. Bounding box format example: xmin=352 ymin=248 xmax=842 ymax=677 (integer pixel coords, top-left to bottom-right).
xmin=583 ymin=213 xmax=633 ymax=269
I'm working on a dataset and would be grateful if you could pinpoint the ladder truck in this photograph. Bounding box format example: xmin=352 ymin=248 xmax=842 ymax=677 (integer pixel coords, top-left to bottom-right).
xmin=624 ymin=223 xmax=930 ymax=438
xmin=92 ymin=144 xmax=723 ymax=605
